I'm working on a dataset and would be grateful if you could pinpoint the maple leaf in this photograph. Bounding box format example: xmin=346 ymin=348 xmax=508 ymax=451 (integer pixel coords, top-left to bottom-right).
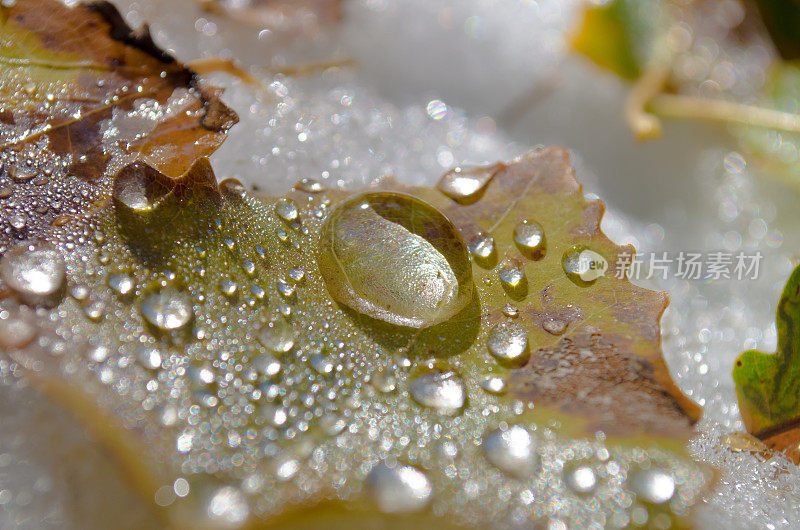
xmin=733 ymin=263 xmax=800 ymax=463
xmin=0 ymin=0 xmax=237 ymax=252
xmin=0 ymin=146 xmax=713 ymax=528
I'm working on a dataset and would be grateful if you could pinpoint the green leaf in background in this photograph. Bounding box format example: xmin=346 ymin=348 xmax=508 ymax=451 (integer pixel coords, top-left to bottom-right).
xmin=733 ymin=263 xmax=800 ymax=463
xmin=571 ymin=0 xmax=665 ymax=80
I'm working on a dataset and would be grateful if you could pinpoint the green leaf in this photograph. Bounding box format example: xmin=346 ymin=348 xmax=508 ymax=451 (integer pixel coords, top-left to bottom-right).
xmin=571 ymin=0 xmax=665 ymax=80
xmin=733 ymin=262 xmax=800 ymax=462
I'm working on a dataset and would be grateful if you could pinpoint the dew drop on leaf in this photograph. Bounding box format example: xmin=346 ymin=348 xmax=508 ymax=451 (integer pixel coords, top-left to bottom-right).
xmin=628 ymin=468 xmax=675 ymax=504
xmin=258 ymin=316 xmax=295 ymax=353
xmin=467 ymin=232 xmax=497 ymax=267
xmin=365 ymin=461 xmax=433 ymax=514
xmin=137 ymin=344 xmax=162 ymax=370
xmin=480 ymin=375 xmax=507 ymax=395
xmin=409 ymin=363 xmax=467 ymax=414
xmin=563 ymin=463 xmax=598 ymax=495
xmin=487 ymin=321 xmax=529 ymax=365
xmin=207 ymin=486 xmax=249 ymax=526
xmin=481 ymin=425 xmax=539 ymax=479
xmin=294 ymin=178 xmax=324 ymax=194
xmin=0 ymin=244 xmax=65 ymax=306
xmin=318 ymin=191 xmax=473 ymax=328
xmin=513 ymin=219 xmax=545 ymax=257
xmin=562 ymin=245 xmax=608 ymax=284
xmin=275 ymin=198 xmax=299 ymax=223
xmin=139 ymin=284 xmax=194 ymax=331
xmin=498 ymin=259 xmax=527 ymax=298
xmin=436 ymin=165 xmax=497 ymax=204
xmin=107 ymin=272 xmax=135 ymax=296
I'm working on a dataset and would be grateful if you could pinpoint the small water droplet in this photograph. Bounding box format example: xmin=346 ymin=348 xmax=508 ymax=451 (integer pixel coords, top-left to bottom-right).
xmin=0 ymin=309 xmax=37 ymax=350
xmin=242 ymin=259 xmax=256 ymax=276
xmin=480 ymin=375 xmax=507 ymax=395
xmin=88 ymin=344 xmax=110 ymax=363
xmin=258 ymin=316 xmax=295 ymax=353
xmin=498 ymin=259 xmax=527 ymax=299
xmin=371 ymin=370 xmax=397 ymax=393
xmin=275 ymin=198 xmax=299 ymax=223
xmin=502 ymin=303 xmax=519 ymax=318
xmin=482 ymin=425 xmax=539 ymax=479
xmin=8 ymin=213 xmax=26 ymax=230
xmin=366 ymin=462 xmax=432 ymax=514
xmin=253 ymin=353 xmax=281 ymax=378
xmin=437 ymin=164 xmax=499 ymax=204
xmin=295 ymin=178 xmax=324 ymax=193
xmin=562 ymin=245 xmax=608 ymax=285
xmin=409 ymin=364 xmax=466 ymax=414
xmin=628 ymin=468 xmax=675 ymax=504
xmin=137 ymin=344 xmax=162 ymax=370
xmin=140 ymin=284 xmax=193 ymax=331
xmin=467 ymin=233 xmax=497 ymax=268
xmin=309 ymin=354 xmax=334 ymax=375
xmin=277 ymin=279 xmax=295 ymax=298
xmin=513 ymin=219 xmax=545 ymax=258
xmin=10 ymin=165 xmax=35 ymax=182
xmin=0 ymin=244 xmax=66 ymax=306
xmin=542 ymin=317 xmax=567 ymax=335
xmin=207 ymin=486 xmax=249 ymax=525
xmin=487 ymin=321 xmax=529 ymax=365
xmin=219 ymin=278 xmax=237 ymax=297
xmin=219 ymin=178 xmax=246 ymax=197
xmin=563 ymin=463 xmax=597 ymax=494
xmin=319 ymin=192 xmax=473 ymax=328
xmin=82 ymin=299 xmax=105 ymax=321
xmin=288 ymin=268 xmax=305 ymax=283
xmin=108 ymin=272 xmax=134 ymax=296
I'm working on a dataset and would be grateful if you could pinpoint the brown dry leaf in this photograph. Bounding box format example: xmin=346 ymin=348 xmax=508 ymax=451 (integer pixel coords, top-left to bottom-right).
xmin=0 ymin=0 xmax=237 ymax=251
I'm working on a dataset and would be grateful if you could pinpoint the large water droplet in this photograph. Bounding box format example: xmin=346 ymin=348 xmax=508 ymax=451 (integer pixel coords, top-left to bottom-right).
xmin=480 ymin=375 xmax=507 ymax=395
xmin=366 ymin=461 xmax=433 ymax=514
xmin=258 ymin=316 xmax=295 ymax=353
xmin=0 ymin=308 xmax=37 ymax=350
xmin=487 ymin=321 xmax=529 ymax=365
xmin=628 ymin=467 xmax=675 ymax=504
xmin=409 ymin=363 xmax=466 ymax=414
xmin=0 ymin=244 xmax=65 ymax=306
xmin=513 ymin=219 xmax=545 ymax=258
xmin=562 ymin=245 xmax=608 ymax=285
xmin=319 ymin=192 xmax=473 ymax=328
xmin=482 ymin=425 xmax=539 ymax=479
xmin=140 ymin=284 xmax=193 ymax=331
xmin=436 ymin=164 xmax=499 ymax=204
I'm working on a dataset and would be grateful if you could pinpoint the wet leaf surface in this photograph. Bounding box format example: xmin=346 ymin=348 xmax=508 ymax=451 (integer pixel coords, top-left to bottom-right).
xmin=734 ymin=262 xmax=800 ymax=463
xmin=0 ymin=146 xmax=712 ymax=528
xmin=0 ymin=0 xmax=237 ymax=253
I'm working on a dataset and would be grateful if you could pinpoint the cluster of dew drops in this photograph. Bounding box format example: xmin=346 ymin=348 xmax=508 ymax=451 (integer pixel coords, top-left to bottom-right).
xmin=0 ymin=151 xmax=696 ymax=529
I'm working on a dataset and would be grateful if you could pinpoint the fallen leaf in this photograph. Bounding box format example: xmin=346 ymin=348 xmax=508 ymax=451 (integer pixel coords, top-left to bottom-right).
xmin=0 ymin=0 xmax=237 ymax=252
xmin=733 ymin=262 xmax=800 ymax=462
xmin=1 ymin=148 xmax=712 ymax=528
